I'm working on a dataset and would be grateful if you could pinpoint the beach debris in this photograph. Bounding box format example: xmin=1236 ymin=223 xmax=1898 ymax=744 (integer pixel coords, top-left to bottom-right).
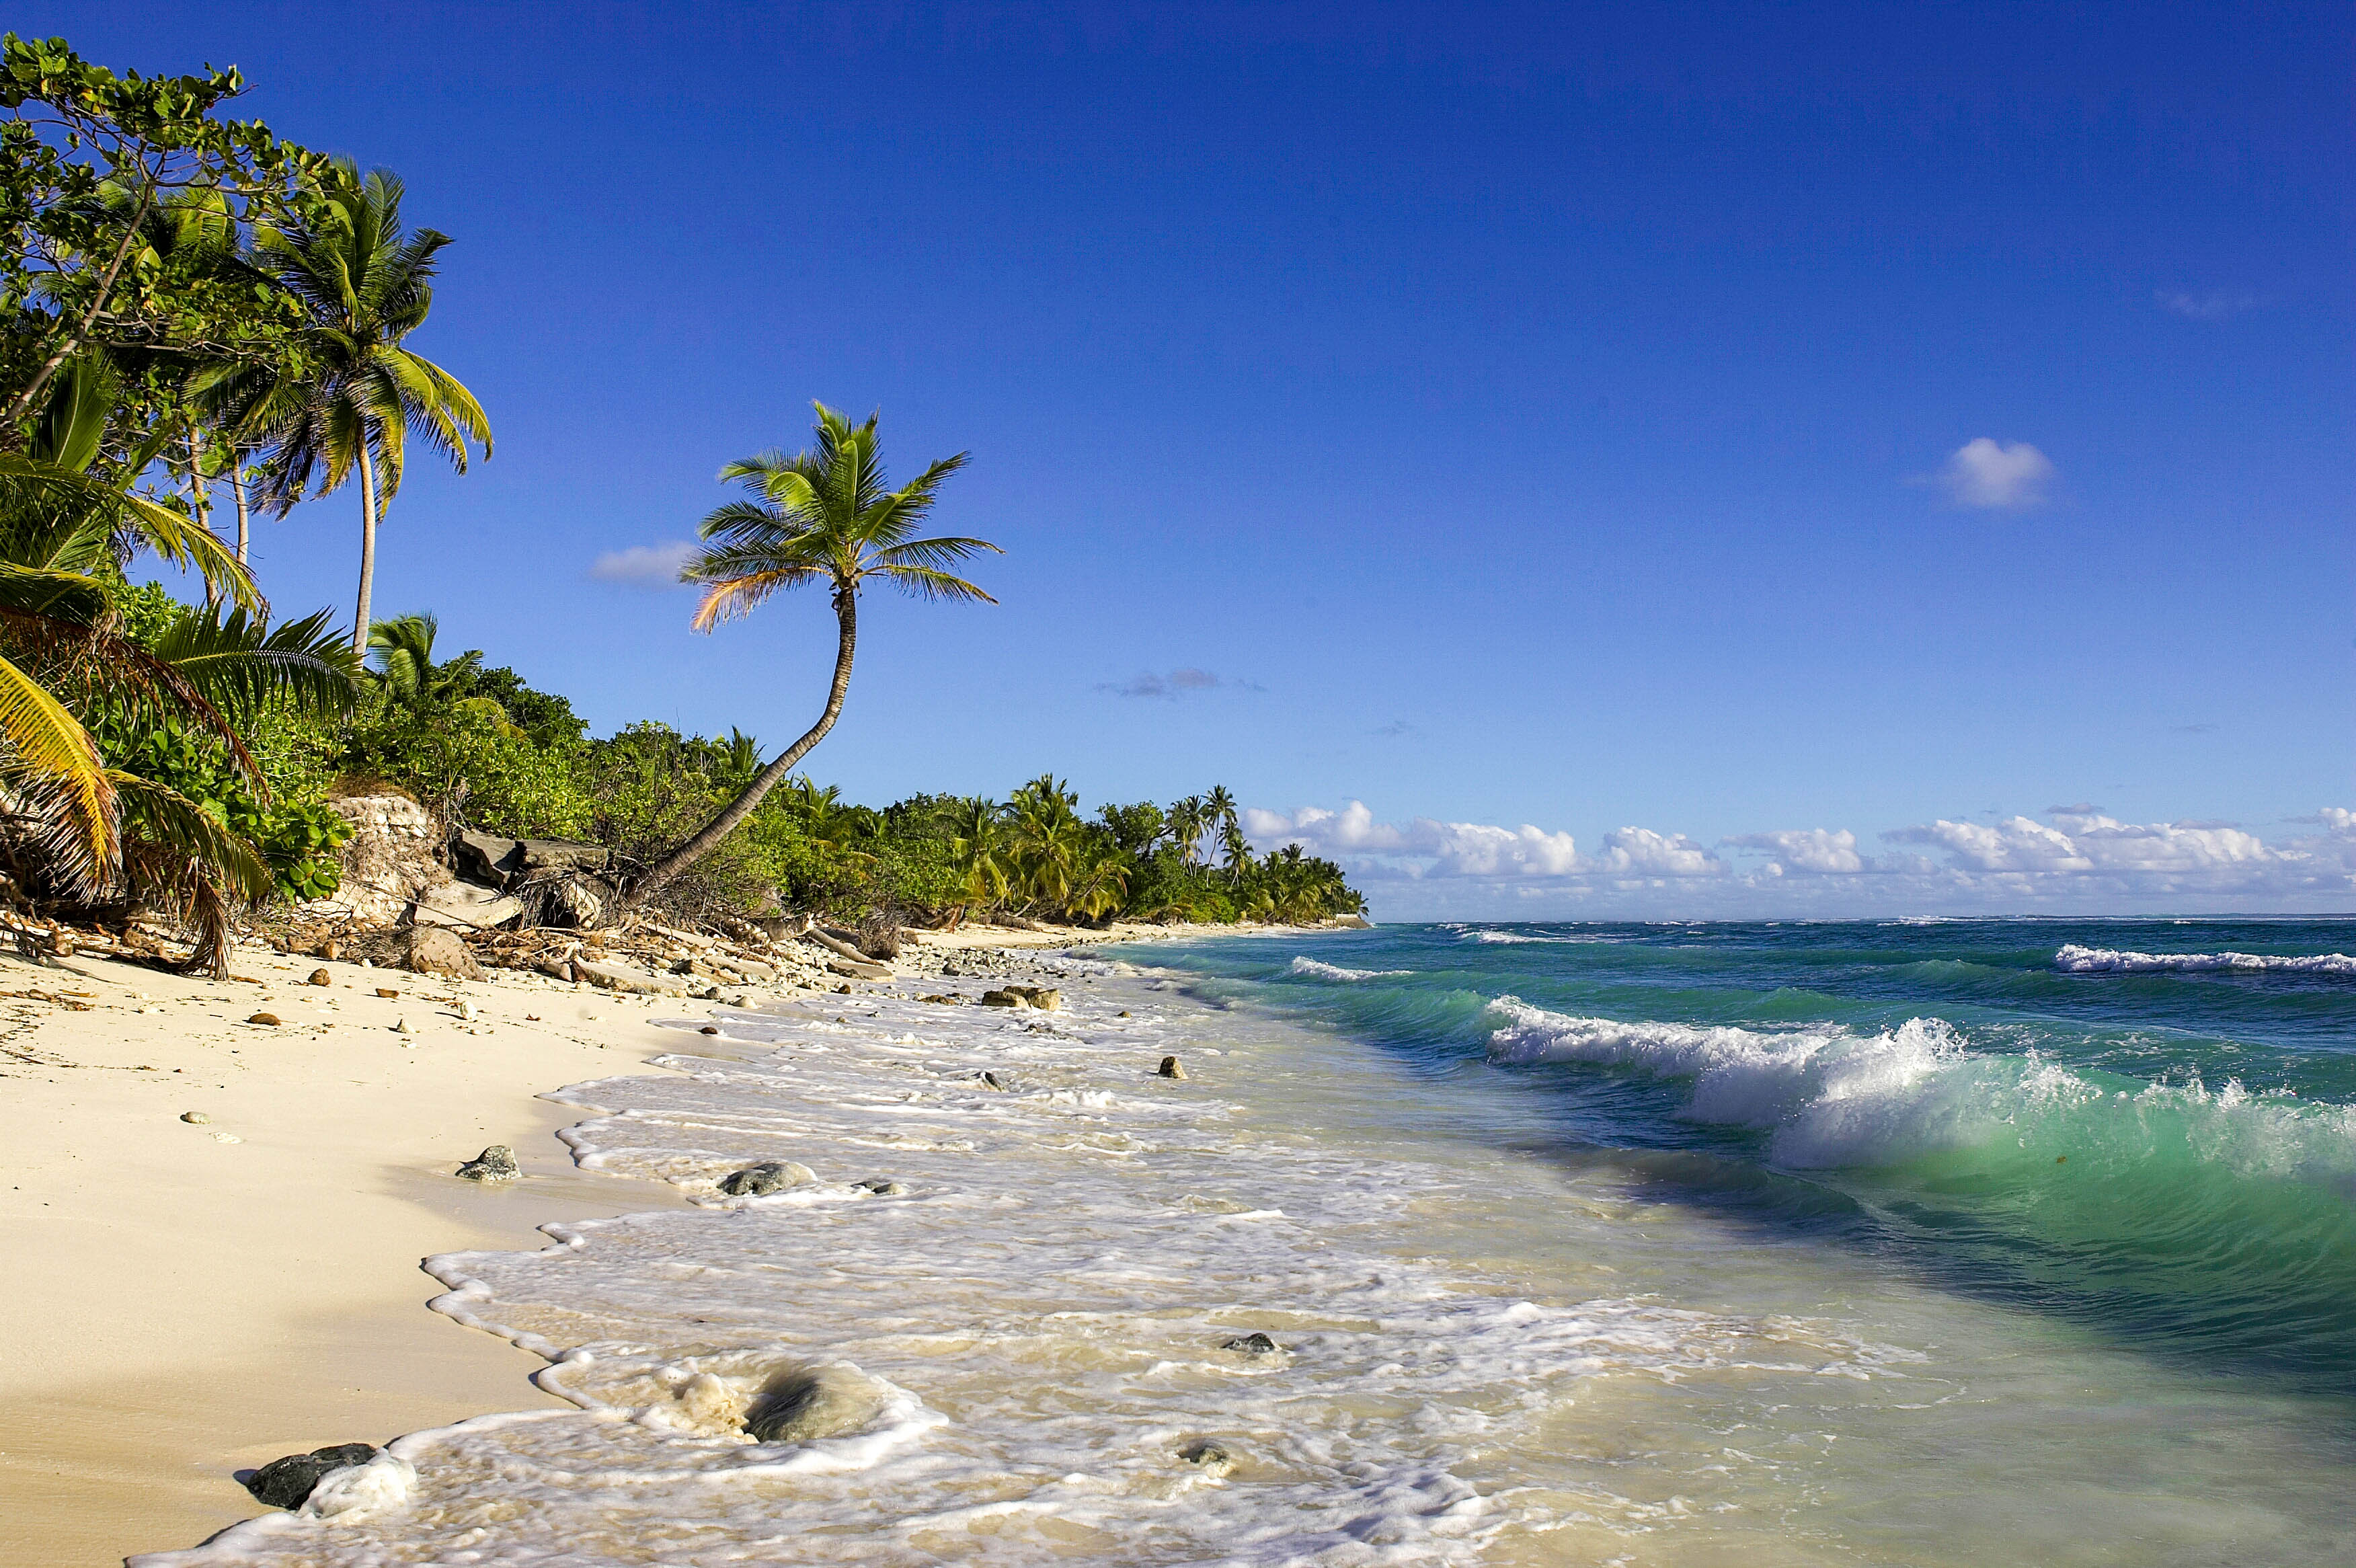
xmin=699 ymin=1024 xmax=721 ymax=1035
xmin=245 ymin=1443 xmax=380 ymax=1510
xmin=454 ymin=998 xmax=476 ymax=1021
xmin=853 ymin=1177 xmax=910 ymax=1195
xmin=307 ymin=968 xmax=332 ymax=986
xmin=211 ymin=1131 xmax=242 ymax=1144
xmin=834 ymin=983 xmax=854 ymax=994
xmin=1159 ymin=1055 xmax=1187 ymax=1080
xmin=375 ymin=986 xmax=399 ymax=998
xmin=180 ymin=1110 xmax=210 ymax=1124
xmin=977 ymin=1070 xmax=1011 ymax=1091
xmin=320 ymin=939 xmax=342 ymax=961
xmin=718 ymin=1160 xmax=814 ymax=1196
xmin=574 ymin=955 xmax=683 ymax=995
xmin=393 ymin=1017 xmax=414 ymax=1034
xmin=1221 ymin=1332 xmax=1280 ymax=1356
xmin=401 ymin=925 xmax=485 ymax=982
xmin=1178 ymin=1440 xmax=1235 ymax=1476
xmin=456 ymin=1145 xmax=520 ymax=1181
xmin=247 ymin=1011 xmax=282 ymax=1027
xmin=744 ymin=1363 xmax=890 ymax=1444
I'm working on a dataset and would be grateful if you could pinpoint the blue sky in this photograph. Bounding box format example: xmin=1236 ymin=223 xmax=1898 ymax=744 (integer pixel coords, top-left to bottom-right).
xmin=42 ymin=2 xmax=2355 ymax=914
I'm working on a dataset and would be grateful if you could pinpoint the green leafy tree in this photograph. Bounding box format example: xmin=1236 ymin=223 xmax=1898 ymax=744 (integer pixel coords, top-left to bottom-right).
xmin=0 ymin=34 xmax=326 ymax=435
xmin=633 ymin=401 xmax=996 ymax=903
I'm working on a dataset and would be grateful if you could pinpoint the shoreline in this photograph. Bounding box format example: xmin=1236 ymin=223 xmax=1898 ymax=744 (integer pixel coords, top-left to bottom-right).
xmin=0 ymin=918 xmax=1291 ymax=1566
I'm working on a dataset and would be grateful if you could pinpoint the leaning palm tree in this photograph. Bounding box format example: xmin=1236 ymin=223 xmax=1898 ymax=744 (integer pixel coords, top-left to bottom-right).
xmin=243 ymin=166 xmax=491 ymax=651
xmin=629 ymin=403 xmax=996 ymax=904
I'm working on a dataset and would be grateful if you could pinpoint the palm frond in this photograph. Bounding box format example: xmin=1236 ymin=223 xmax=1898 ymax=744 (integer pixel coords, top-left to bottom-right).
xmin=0 ymin=653 xmax=113 ymax=877
xmin=150 ymin=606 xmax=362 ymax=722
xmin=689 ymin=568 xmax=816 ymax=631
xmin=871 ymin=564 xmax=997 ymax=604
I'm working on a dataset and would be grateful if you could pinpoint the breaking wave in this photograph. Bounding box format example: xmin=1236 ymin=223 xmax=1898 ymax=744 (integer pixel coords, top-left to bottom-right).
xmin=2055 ymin=943 xmax=2356 ymax=977
xmin=1286 ymin=955 xmax=1411 ymax=982
xmin=1482 ymin=997 xmax=2356 ymax=1185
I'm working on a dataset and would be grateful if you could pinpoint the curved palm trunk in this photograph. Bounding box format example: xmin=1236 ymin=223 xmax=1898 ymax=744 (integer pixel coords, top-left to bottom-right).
xmin=630 ymin=588 xmax=857 ymax=906
xmin=353 ymin=446 xmax=381 ymax=653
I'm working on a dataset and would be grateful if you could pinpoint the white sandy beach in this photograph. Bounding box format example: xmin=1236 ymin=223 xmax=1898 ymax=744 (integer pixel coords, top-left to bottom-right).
xmin=0 ymin=918 xmax=1282 ymax=1565
xmin=0 ymin=944 xmax=707 ymax=1567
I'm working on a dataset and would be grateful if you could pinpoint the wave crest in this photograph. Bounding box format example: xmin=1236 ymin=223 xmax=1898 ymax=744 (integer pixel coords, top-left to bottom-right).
xmin=1288 ymin=955 xmax=1411 ymax=982
xmin=2055 ymin=944 xmax=2356 ymax=977
xmin=1482 ymin=998 xmax=2356 ymax=1182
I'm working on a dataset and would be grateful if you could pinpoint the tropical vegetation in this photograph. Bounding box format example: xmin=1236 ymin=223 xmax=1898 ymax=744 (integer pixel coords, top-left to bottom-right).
xmin=0 ymin=34 xmax=1362 ymax=972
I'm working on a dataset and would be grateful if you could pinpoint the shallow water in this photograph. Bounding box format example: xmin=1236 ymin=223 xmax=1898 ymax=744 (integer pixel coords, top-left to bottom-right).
xmin=143 ymin=922 xmax=2356 ymax=1564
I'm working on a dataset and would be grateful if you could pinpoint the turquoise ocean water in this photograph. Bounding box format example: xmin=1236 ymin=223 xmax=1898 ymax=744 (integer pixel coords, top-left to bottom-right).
xmin=1130 ymin=918 xmax=2356 ymax=1401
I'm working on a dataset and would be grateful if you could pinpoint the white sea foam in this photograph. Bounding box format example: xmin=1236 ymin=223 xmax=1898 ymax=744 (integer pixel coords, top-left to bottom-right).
xmin=2054 ymin=943 xmax=2356 ymax=976
xmin=136 ymin=981 xmax=1917 ymax=1567
xmin=1286 ymin=955 xmax=1410 ymax=981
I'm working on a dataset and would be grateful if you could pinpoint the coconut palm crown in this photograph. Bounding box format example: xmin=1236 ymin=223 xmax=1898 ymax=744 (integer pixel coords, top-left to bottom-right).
xmin=629 ymin=401 xmax=996 ymax=903
xmin=241 ymin=166 xmax=491 ymax=651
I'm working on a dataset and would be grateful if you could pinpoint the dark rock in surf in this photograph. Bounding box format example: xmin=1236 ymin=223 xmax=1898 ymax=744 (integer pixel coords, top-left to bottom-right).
xmin=743 ymin=1364 xmax=888 ymax=1444
xmin=245 ymin=1443 xmax=379 ymax=1510
xmin=854 ymin=1177 xmax=909 ymax=1195
xmin=717 ymin=1160 xmax=812 ymax=1196
xmin=1179 ymin=1439 xmax=1235 ymax=1475
xmin=1158 ymin=1055 xmax=1187 ymax=1080
xmin=1221 ymin=1332 xmax=1279 ymax=1356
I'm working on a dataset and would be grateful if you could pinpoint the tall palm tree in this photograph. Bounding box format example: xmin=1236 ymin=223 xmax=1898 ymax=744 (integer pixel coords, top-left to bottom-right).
xmin=244 ymin=167 xmax=491 ymax=652
xmin=1204 ymin=783 xmax=1239 ymax=860
xmin=1167 ymin=795 xmax=1208 ymax=867
xmin=631 ymin=402 xmax=996 ymax=903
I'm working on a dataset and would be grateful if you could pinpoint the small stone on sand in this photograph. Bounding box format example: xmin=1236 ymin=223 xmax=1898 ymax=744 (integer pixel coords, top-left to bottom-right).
xmin=307 ymin=969 xmax=331 ymax=986
xmin=247 ymin=1012 xmax=281 ymax=1026
xmin=456 ymin=1145 xmax=520 ymax=1181
xmin=180 ymin=1110 xmax=210 ymax=1124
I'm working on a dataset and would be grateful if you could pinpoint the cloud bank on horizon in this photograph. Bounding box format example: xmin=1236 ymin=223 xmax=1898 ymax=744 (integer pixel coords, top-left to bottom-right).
xmin=1244 ymin=801 xmax=2356 ymax=916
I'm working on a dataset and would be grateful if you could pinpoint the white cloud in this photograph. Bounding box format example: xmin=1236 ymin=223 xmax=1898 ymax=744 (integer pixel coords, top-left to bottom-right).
xmin=1587 ymin=826 xmax=1724 ymax=877
xmin=1723 ymin=827 xmax=1867 ymax=874
xmin=1429 ymin=821 xmax=1585 ymax=877
xmin=1938 ymin=438 xmax=2055 ymax=509
xmin=590 ymin=541 xmax=699 ymax=587
xmin=1885 ymin=815 xmax=2090 ymax=871
xmin=1252 ymin=799 xmax=2356 ymax=918
xmin=2156 ymin=288 xmax=2263 ymax=321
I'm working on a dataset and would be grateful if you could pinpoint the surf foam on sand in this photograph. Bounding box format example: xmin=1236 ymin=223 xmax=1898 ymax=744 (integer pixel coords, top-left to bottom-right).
xmin=134 ymin=964 xmax=1913 ymax=1566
